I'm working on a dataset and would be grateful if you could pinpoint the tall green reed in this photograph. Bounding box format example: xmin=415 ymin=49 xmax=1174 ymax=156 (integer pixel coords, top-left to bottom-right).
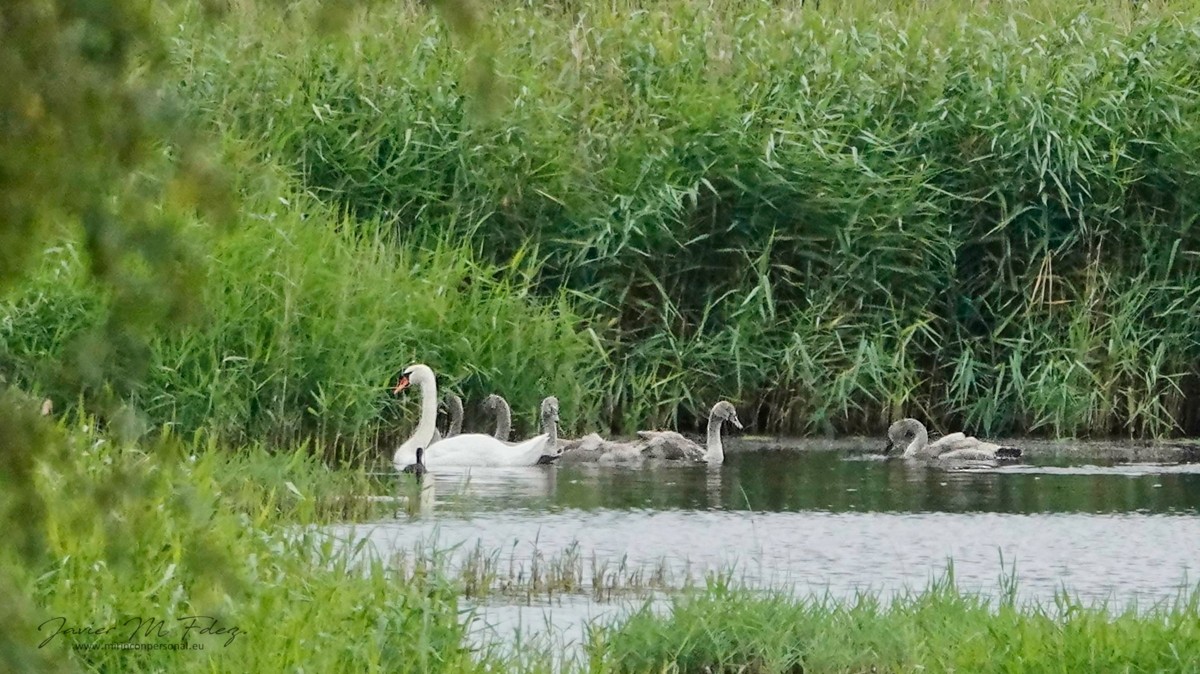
xmin=0 ymin=167 xmax=604 ymax=450
xmin=168 ymin=0 xmax=1200 ymax=438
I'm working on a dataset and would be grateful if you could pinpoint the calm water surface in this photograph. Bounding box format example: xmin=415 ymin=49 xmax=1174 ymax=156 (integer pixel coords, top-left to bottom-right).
xmin=330 ymin=447 xmax=1200 ymax=651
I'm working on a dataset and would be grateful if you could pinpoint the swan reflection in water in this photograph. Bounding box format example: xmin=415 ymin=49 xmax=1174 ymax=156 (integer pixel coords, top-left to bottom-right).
xmin=370 ymin=472 xmax=437 ymax=518
xmin=404 ymin=465 xmax=559 ymax=513
xmin=706 ymin=466 xmax=722 ymax=510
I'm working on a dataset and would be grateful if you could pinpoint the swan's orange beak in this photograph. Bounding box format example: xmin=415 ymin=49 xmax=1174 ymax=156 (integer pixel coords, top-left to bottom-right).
xmin=392 ymin=375 xmax=410 ymax=395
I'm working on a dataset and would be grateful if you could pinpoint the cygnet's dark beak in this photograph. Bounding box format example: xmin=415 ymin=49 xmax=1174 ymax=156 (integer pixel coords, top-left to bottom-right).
xmin=883 ymin=439 xmax=895 ymax=454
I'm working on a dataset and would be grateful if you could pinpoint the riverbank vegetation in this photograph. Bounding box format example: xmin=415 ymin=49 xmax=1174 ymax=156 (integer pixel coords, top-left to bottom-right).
xmin=13 ymin=415 xmax=484 ymax=673
xmin=17 ymin=430 xmax=1200 ymax=673
xmin=5 ymin=0 xmax=1200 ymax=669
xmin=1 ymin=173 xmax=600 ymax=452
xmin=591 ymin=576 xmax=1200 ymax=673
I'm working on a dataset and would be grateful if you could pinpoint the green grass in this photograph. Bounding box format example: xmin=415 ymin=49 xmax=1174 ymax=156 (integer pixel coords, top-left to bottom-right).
xmin=587 ymin=574 xmax=1200 ymax=673
xmin=161 ymin=0 xmax=1200 ymax=439
xmin=0 ymin=159 xmax=604 ymax=450
xmin=8 ymin=414 xmax=497 ymax=673
xmin=415 ymin=539 xmax=681 ymax=603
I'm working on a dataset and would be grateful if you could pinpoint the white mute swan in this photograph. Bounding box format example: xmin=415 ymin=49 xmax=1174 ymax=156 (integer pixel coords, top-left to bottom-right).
xmin=637 ymin=401 xmax=742 ymax=464
xmin=482 ymin=394 xmax=512 ymax=441
xmin=392 ymin=364 xmax=557 ymax=468
xmin=884 ymin=418 xmax=1022 ymax=461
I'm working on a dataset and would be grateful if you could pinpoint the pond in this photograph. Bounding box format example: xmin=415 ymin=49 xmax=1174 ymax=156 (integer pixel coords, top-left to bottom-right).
xmin=327 ymin=443 xmax=1200 ymax=654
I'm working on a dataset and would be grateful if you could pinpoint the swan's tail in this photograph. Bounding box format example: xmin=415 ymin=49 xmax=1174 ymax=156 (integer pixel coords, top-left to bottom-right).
xmin=995 ymin=446 xmax=1022 ymax=460
xmin=519 ymin=434 xmax=554 ymax=465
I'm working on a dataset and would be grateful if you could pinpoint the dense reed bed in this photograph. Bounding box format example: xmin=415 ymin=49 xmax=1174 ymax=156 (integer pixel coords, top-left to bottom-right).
xmin=6 ymin=0 xmax=1200 ymax=444
xmin=167 ymin=0 xmax=1200 ymax=438
xmin=0 ymin=163 xmax=602 ymax=450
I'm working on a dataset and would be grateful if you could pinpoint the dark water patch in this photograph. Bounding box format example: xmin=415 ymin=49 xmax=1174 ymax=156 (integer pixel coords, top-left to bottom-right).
xmin=393 ymin=450 xmax=1200 ymax=515
xmin=331 ymin=508 xmax=1200 ymax=656
xmin=337 ymin=509 xmax=1199 ymax=606
xmin=347 ymin=449 xmax=1200 ymax=655
xmin=730 ymin=436 xmax=1200 ymax=462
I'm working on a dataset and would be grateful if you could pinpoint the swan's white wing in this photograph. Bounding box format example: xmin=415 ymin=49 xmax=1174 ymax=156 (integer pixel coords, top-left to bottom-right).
xmin=513 ymin=433 xmax=554 ymax=463
xmin=427 ymin=433 xmax=553 ymax=467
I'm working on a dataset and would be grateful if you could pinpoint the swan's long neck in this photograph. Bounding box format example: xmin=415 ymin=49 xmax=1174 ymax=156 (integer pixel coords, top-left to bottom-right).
xmin=542 ymin=411 xmax=558 ymax=453
xmin=705 ymin=416 xmax=725 ymax=464
xmin=494 ymin=400 xmax=511 ymax=441
xmin=447 ymin=396 xmax=463 ymax=437
xmin=414 ymin=377 xmax=439 ymax=449
xmin=904 ymin=424 xmax=929 ymax=457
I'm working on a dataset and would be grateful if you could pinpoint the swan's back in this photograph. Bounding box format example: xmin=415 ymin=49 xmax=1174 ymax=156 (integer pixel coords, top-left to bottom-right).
xmin=422 ymin=432 xmax=551 ymax=467
xmin=936 ymin=438 xmax=1022 ymax=461
xmin=642 ymin=435 xmax=704 ymax=461
xmin=636 ymin=430 xmax=690 ymax=444
xmin=558 ymin=433 xmax=607 ymax=464
xmin=928 ymin=432 xmax=968 ymax=450
xmin=559 ymin=434 xmax=649 ymax=465
xmin=929 ymin=432 xmax=999 ymax=455
xmin=597 ymin=444 xmax=645 ymax=465
xmin=936 ymin=447 xmax=1001 ymax=461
